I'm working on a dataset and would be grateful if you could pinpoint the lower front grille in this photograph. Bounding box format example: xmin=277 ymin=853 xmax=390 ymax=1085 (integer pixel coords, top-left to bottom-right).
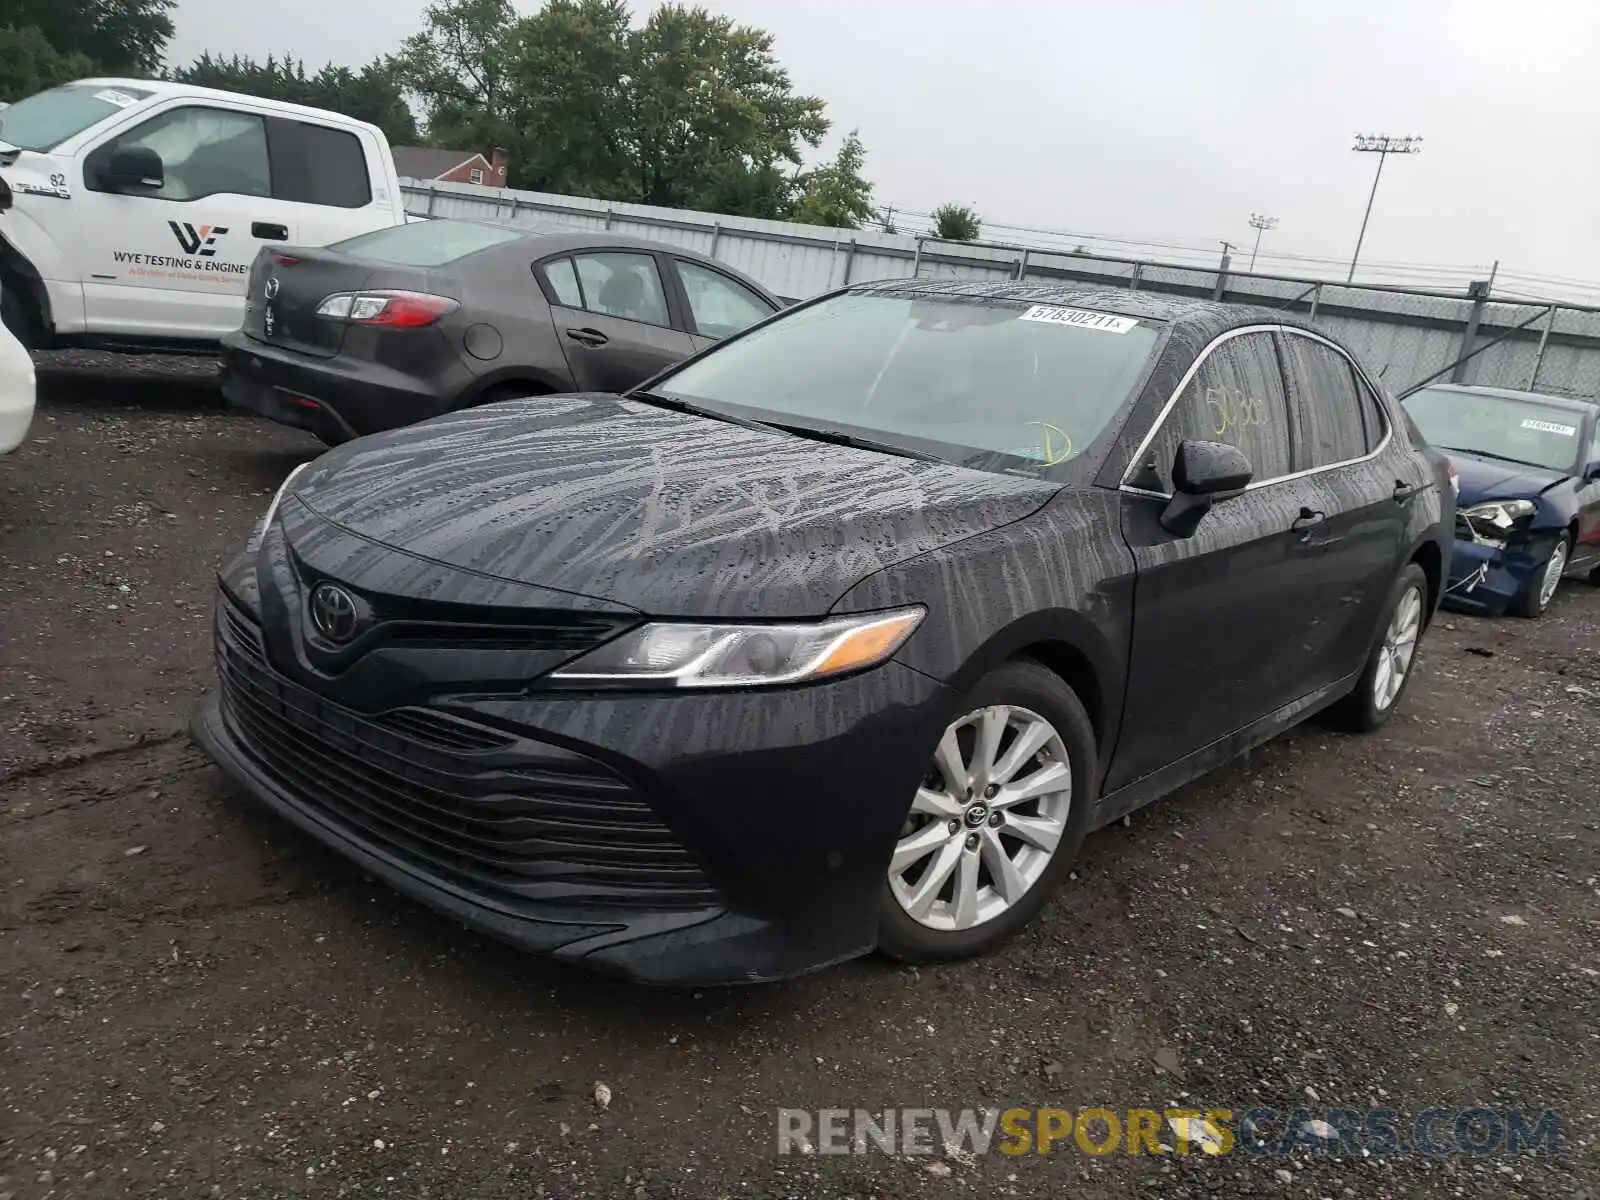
xmin=213 ymin=597 xmax=720 ymax=912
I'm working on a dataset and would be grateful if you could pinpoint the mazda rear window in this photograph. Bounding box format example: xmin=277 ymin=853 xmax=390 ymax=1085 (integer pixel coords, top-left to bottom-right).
xmin=654 ymin=291 xmax=1163 ymax=477
xmin=331 ymin=220 xmax=524 ymax=267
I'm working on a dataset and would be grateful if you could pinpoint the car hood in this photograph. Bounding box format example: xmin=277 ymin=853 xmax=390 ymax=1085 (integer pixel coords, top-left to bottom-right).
xmin=1446 ymin=451 xmax=1569 ymax=508
xmin=289 ymin=394 xmax=1059 ymax=618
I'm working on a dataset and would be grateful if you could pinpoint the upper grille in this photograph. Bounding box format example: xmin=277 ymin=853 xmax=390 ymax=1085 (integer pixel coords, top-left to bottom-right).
xmin=213 ymin=597 xmax=719 ymax=912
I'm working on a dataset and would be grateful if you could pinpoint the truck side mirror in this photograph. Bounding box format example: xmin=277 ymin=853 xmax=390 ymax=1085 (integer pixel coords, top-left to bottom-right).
xmin=102 ymin=145 xmax=165 ymax=191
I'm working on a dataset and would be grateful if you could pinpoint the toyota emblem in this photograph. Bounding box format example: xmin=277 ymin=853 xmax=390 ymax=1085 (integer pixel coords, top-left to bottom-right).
xmin=263 ymin=276 xmax=280 ymax=299
xmin=309 ymin=582 xmax=360 ymax=643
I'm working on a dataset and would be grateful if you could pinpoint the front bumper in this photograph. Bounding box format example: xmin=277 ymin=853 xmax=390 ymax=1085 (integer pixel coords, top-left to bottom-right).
xmin=1441 ymin=530 xmax=1562 ymax=615
xmin=219 ymin=333 xmax=460 ymax=443
xmin=192 ymin=595 xmax=955 ymax=984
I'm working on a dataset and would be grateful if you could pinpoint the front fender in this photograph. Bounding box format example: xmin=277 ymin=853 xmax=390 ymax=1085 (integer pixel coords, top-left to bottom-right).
xmin=1 ymin=201 xmax=82 ymax=333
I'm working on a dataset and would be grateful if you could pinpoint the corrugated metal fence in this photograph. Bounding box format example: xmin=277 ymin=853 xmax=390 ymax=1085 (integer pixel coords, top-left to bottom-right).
xmin=401 ymin=178 xmax=1600 ymax=402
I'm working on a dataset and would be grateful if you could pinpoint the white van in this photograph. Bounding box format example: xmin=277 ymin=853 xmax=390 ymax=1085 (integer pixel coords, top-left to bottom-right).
xmin=0 ymin=79 xmax=409 ymax=351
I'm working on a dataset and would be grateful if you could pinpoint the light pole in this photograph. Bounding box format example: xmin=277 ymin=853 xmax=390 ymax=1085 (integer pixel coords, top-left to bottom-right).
xmin=1247 ymin=213 xmax=1278 ymax=273
xmin=1348 ymin=134 xmax=1422 ymax=283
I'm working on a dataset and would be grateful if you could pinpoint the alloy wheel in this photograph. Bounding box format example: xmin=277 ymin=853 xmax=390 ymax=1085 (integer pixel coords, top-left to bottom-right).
xmin=889 ymin=705 xmax=1072 ymax=931
xmin=1538 ymin=540 xmax=1568 ymax=611
xmin=1372 ymin=585 xmax=1423 ymax=712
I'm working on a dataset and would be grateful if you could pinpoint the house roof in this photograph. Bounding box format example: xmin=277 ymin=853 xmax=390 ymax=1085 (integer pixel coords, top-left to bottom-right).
xmin=393 ymin=146 xmax=488 ymax=180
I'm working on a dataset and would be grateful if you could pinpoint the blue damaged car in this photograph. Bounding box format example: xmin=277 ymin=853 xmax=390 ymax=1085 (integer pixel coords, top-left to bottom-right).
xmin=1402 ymin=384 xmax=1600 ymax=617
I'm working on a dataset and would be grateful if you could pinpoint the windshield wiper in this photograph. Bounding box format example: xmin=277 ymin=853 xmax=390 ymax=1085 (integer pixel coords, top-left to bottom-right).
xmin=760 ymin=422 xmax=948 ymax=464
xmin=626 ymin=389 xmax=777 ymax=434
xmin=1434 ymin=445 xmax=1548 ymax=470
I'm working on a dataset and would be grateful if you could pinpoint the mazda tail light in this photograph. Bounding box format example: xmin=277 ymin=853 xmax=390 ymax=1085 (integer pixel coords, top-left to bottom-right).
xmin=315 ymin=291 xmax=459 ymax=328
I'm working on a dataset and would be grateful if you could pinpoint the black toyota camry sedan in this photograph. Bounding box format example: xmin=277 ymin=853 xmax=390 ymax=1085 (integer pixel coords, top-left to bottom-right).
xmin=193 ymin=281 xmax=1453 ymax=984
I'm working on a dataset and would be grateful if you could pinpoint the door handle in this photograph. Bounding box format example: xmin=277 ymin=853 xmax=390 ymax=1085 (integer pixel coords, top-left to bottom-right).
xmin=565 ymin=327 xmax=609 ymax=348
xmin=252 ymin=222 xmax=289 ymax=241
xmin=1392 ymin=479 xmax=1420 ymax=502
xmin=1291 ymin=507 xmax=1327 ymax=537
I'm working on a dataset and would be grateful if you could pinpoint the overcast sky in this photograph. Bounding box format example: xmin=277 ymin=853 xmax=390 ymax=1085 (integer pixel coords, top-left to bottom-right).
xmin=166 ymin=0 xmax=1600 ymax=298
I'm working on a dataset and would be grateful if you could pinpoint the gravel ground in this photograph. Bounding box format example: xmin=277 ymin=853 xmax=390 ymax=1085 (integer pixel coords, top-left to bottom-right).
xmin=2 ymin=359 xmax=1597 ymax=1199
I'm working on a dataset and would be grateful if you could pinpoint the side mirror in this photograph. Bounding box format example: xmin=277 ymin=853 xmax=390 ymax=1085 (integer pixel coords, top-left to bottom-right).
xmin=101 ymin=145 xmax=164 ymax=191
xmin=1585 ymin=460 xmax=1600 ymax=482
xmin=1160 ymin=439 xmax=1253 ymax=537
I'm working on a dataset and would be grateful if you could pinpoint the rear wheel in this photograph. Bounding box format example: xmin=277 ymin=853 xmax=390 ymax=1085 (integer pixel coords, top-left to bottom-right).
xmin=1334 ymin=562 xmax=1427 ymax=732
xmin=1509 ymin=534 xmax=1569 ymax=618
xmin=877 ymin=661 xmax=1094 ymax=963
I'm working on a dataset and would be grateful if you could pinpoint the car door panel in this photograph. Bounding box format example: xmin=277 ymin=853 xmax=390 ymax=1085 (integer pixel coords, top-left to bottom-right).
xmin=1276 ymin=330 xmax=1412 ymax=687
xmin=1574 ymin=419 xmax=1600 ymax=566
xmin=76 ymin=104 xmax=303 ymax=339
xmin=552 ymin=251 xmax=695 ymax=393
xmin=1112 ymin=328 xmax=1345 ymax=791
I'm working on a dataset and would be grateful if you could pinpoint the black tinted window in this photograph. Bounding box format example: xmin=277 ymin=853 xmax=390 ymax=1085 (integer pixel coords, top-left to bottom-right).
xmin=1279 ymin=332 xmax=1367 ymax=468
xmin=268 ymin=120 xmax=372 ymax=208
xmin=333 ymin=219 xmax=523 ymax=266
xmin=1145 ymin=331 xmax=1291 ymax=488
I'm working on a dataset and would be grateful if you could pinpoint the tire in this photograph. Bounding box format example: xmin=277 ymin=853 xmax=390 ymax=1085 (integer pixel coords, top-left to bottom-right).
xmin=1509 ymin=534 xmax=1570 ymax=618
xmin=1334 ymin=562 xmax=1428 ymax=733
xmin=1 ymin=282 xmax=36 ymax=350
xmin=876 ymin=660 xmax=1095 ymax=964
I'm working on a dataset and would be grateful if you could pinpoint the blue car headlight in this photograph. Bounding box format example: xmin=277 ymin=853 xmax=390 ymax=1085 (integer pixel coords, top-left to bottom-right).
xmin=1461 ymin=498 xmax=1536 ymax=532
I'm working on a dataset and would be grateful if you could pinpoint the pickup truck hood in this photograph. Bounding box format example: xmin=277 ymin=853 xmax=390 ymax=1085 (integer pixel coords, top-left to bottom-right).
xmin=1448 ymin=451 xmax=1569 ymax=508
xmin=290 ymin=393 xmax=1058 ymax=618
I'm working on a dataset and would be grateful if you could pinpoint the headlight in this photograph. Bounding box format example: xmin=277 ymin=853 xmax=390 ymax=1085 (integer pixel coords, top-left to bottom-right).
xmin=1461 ymin=499 xmax=1536 ymax=531
xmin=549 ymin=607 xmax=926 ymax=689
xmin=246 ymin=462 xmax=311 ymax=552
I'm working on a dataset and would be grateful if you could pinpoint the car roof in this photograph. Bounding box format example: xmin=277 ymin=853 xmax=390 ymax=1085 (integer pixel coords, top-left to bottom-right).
xmin=419 ymin=220 xmax=776 ymax=298
xmin=1407 ymin=381 xmax=1599 ymax=414
xmin=846 ymin=278 xmax=1283 ymax=333
xmin=68 ymin=78 xmax=386 ymax=133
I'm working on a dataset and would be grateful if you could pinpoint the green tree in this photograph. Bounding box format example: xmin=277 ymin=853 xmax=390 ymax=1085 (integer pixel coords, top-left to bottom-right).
xmin=931 ymin=202 xmax=982 ymax=241
xmin=0 ymin=25 xmax=95 ymax=102
xmin=793 ymin=131 xmax=875 ymax=229
xmin=625 ymin=4 xmax=827 ymax=214
xmin=170 ymin=53 xmax=419 ymax=144
xmin=7 ymin=0 xmax=174 ymax=76
xmin=394 ymin=0 xmax=832 ymax=219
xmin=393 ymin=0 xmax=519 ymax=158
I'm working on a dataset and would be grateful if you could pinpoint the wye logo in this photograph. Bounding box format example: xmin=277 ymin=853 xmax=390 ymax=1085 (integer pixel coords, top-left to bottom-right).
xmin=168 ymin=222 xmax=229 ymax=257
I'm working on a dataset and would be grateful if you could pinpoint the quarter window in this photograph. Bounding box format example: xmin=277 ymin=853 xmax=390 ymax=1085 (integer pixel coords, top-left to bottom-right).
xmin=1279 ymin=332 xmax=1368 ymax=469
xmin=269 ymin=120 xmax=372 ymax=208
xmin=676 ymin=260 xmax=775 ymax=339
xmin=1355 ymin=376 xmax=1389 ymax=452
xmin=570 ymin=252 xmax=672 ymax=328
xmin=88 ymin=106 xmax=270 ymax=201
xmin=1143 ymin=331 xmax=1292 ymax=489
xmin=541 ymin=257 xmax=584 ymax=308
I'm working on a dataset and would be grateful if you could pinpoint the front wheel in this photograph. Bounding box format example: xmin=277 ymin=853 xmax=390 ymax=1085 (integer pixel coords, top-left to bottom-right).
xmin=1509 ymin=535 xmax=1570 ymax=618
xmin=1335 ymin=563 xmax=1428 ymax=733
xmin=877 ymin=661 xmax=1095 ymax=964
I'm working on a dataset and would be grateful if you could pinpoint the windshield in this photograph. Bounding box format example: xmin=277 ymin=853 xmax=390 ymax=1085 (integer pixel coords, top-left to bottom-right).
xmin=332 ymin=220 xmax=525 ymax=267
xmin=653 ymin=291 xmax=1163 ymax=476
xmin=1403 ymin=387 xmax=1584 ymax=474
xmin=0 ymin=84 xmax=150 ymax=152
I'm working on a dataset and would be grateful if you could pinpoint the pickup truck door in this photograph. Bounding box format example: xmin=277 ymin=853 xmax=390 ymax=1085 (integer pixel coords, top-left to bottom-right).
xmin=74 ymin=103 xmax=303 ymax=340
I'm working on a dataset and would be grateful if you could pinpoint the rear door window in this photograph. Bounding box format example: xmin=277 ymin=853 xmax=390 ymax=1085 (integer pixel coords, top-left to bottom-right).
xmin=571 ymin=252 xmax=672 ymax=328
xmin=268 ymin=120 xmax=372 ymax=208
xmin=675 ymin=260 xmax=775 ymax=338
xmin=1278 ymin=331 xmax=1369 ymax=469
xmin=540 ymin=257 xmax=585 ymax=308
xmin=1142 ymin=330 xmax=1292 ymax=489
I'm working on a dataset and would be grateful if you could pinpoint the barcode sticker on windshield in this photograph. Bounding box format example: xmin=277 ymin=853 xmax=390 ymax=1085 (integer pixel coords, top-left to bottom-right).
xmin=1520 ymin=418 xmax=1577 ymax=436
xmin=93 ymin=89 xmax=140 ymax=108
xmin=1018 ymin=305 xmax=1138 ymax=334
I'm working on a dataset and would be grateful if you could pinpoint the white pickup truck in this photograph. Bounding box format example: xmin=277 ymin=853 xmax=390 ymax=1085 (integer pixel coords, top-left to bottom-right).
xmin=0 ymin=79 xmax=409 ymax=351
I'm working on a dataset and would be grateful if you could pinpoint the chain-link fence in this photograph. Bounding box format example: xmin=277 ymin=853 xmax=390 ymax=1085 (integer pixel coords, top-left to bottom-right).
xmin=403 ymin=179 xmax=1600 ymax=401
